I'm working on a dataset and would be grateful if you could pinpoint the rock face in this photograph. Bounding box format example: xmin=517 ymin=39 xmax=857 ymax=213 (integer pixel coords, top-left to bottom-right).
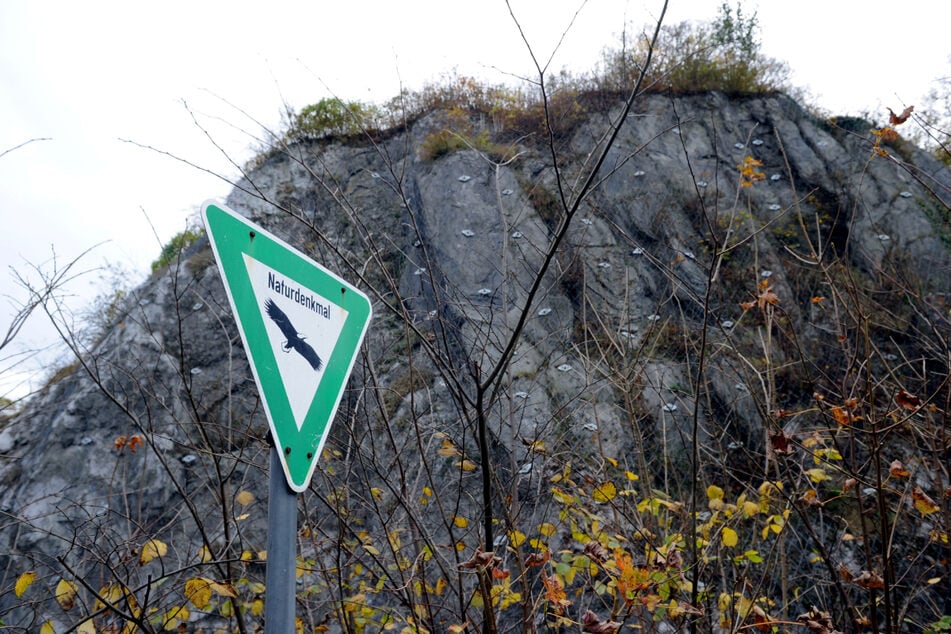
xmin=2 ymin=92 xmax=949 ymax=632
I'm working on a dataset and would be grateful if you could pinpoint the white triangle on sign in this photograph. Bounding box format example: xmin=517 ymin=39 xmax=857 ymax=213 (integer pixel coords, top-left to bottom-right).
xmin=243 ymin=254 xmax=349 ymax=430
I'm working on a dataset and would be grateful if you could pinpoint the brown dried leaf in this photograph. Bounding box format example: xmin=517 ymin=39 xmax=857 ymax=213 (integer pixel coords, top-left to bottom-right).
xmin=888 ymin=105 xmax=914 ymax=126
xmin=581 ymin=609 xmax=623 ymax=633
xmin=525 ymin=550 xmax=551 ymax=567
xmin=889 ymin=460 xmax=910 ymax=478
xmin=584 ymin=541 xmax=609 ymax=564
xmin=854 ymin=570 xmax=885 ymax=590
xmin=895 ymin=389 xmax=921 ymax=410
xmin=459 ymin=547 xmax=500 ymax=570
xmin=797 ymin=606 xmax=844 ymax=634
xmin=769 ymin=431 xmax=794 ymax=456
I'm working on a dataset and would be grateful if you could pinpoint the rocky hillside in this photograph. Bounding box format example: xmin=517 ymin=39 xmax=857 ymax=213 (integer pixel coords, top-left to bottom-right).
xmin=2 ymin=91 xmax=949 ymax=633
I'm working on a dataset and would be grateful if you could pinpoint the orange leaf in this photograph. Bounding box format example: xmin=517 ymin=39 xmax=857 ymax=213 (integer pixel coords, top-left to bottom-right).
xmin=831 ymin=406 xmax=853 ymax=427
xmin=541 ymin=571 xmax=571 ymax=612
xmin=799 ymin=489 xmax=822 ymax=507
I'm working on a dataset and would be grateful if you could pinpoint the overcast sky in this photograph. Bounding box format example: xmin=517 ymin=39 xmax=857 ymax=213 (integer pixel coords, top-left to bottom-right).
xmin=2 ymin=0 xmax=949 ymax=399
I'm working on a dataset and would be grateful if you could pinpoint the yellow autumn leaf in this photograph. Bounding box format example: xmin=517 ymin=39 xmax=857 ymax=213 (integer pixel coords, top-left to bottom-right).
xmin=15 ymin=571 xmax=36 ymax=598
xmin=456 ymin=459 xmax=477 ymax=472
xmin=437 ymin=438 xmax=460 ymax=457
xmin=240 ymin=550 xmax=253 ymax=562
xmin=235 ymin=513 xmax=250 ymax=521
xmin=162 ymin=605 xmax=189 ymax=630
xmin=76 ymin=618 xmax=96 ymax=634
xmin=251 ymin=598 xmax=264 ymax=616
xmin=805 ymin=468 xmax=828 ymax=483
xmin=139 ymin=539 xmax=168 ymax=565
xmin=55 ymin=579 xmax=79 ymax=611
xmin=538 ymin=522 xmax=557 ymax=537
xmin=742 ymin=500 xmax=759 ymax=518
xmin=40 ymin=621 xmax=55 ymax=634
xmin=509 ymin=530 xmax=527 ymax=547
xmin=721 ymin=527 xmax=739 ymax=548
xmin=198 ymin=545 xmax=212 ymax=562
xmin=185 ymin=577 xmax=212 ymax=609
xmin=604 ymin=456 xmax=618 ymax=467
xmin=235 ymin=490 xmax=255 ymax=506
xmin=707 ymin=484 xmax=725 ymax=510
xmin=209 ymin=580 xmax=237 ymax=598
xmin=247 ymin=581 xmax=265 ymax=593
xmin=453 ymin=515 xmax=469 ymax=528
xmin=592 ymin=481 xmax=617 ymax=503
xmin=448 ymin=623 xmax=469 ymax=633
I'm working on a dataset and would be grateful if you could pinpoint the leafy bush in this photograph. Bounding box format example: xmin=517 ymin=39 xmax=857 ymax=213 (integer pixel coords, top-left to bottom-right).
xmin=287 ymin=98 xmax=381 ymax=140
xmin=151 ymin=228 xmax=203 ymax=273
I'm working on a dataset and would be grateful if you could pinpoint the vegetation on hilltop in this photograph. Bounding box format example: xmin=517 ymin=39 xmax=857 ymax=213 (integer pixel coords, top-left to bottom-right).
xmin=279 ymin=3 xmax=791 ymax=147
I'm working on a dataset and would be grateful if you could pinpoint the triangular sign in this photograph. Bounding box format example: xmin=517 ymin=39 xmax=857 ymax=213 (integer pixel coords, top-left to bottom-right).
xmin=202 ymin=202 xmax=372 ymax=492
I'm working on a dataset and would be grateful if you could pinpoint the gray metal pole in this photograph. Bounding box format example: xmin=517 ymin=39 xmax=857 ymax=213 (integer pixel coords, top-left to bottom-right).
xmin=264 ymin=445 xmax=297 ymax=633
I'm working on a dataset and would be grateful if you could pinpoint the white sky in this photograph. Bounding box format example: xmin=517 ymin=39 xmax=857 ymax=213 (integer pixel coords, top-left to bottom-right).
xmin=1 ymin=0 xmax=949 ymax=398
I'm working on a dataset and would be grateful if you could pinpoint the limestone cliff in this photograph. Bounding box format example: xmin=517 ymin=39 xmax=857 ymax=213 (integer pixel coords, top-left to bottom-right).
xmin=2 ymin=92 xmax=949 ymax=632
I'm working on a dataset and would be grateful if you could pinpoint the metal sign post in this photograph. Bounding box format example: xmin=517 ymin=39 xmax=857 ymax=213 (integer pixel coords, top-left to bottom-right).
xmin=264 ymin=446 xmax=298 ymax=633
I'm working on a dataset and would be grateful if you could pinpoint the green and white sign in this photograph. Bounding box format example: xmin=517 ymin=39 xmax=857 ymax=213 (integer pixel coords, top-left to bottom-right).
xmin=202 ymin=202 xmax=372 ymax=492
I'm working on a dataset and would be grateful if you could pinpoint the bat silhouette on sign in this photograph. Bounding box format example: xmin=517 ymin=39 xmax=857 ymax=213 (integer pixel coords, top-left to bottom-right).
xmin=264 ymin=298 xmax=323 ymax=371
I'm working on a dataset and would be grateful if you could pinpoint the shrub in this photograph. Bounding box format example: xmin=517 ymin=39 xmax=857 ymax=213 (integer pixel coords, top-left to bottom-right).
xmin=151 ymin=228 xmax=203 ymax=273
xmin=599 ymin=2 xmax=790 ymax=95
xmin=288 ymin=98 xmax=380 ymax=140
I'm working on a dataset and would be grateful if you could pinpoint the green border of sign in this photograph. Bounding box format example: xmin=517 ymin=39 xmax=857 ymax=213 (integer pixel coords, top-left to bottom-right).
xmin=202 ymin=202 xmax=372 ymax=492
